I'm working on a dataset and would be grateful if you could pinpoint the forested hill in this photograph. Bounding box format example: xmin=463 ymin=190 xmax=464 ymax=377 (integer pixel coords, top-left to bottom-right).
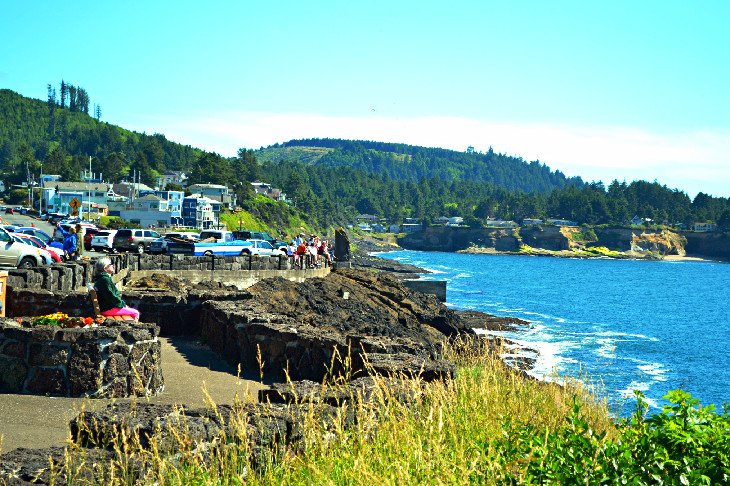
xmin=256 ymin=138 xmax=584 ymax=194
xmin=0 ymin=88 xmax=200 ymax=185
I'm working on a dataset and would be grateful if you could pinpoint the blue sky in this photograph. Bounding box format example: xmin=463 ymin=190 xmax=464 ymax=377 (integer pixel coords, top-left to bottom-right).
xmin=2 ymin=1 xmax=729 ymax=197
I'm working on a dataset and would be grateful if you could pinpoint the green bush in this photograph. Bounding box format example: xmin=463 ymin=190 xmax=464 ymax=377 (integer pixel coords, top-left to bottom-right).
xmin=497 ymin=390 xmax=730 ymax=484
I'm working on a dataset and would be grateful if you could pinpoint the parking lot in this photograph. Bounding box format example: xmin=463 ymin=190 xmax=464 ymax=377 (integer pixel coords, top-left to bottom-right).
xmin=0 ymin=212 xmax=107 ymax=260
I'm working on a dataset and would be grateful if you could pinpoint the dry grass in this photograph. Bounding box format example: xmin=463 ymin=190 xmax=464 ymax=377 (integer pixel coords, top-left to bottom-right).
xmin=35 ymin=338 xmax=615 ymax=485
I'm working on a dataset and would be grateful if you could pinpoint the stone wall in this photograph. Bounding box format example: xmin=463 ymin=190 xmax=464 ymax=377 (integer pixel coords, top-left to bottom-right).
xmin=6 ymin=253 xmax=326 ymax=292
xmin=0 ymin=319 xmax=163 ymax=398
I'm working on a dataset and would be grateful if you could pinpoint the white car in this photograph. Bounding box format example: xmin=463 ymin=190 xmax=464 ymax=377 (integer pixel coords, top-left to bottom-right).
xmin=240 ymin=239 xmax=283 ymax=256
xmin=0 ymin=228 xmax=46 ymax=268
xmin=90 ymin=230 xmax=118 ymax=252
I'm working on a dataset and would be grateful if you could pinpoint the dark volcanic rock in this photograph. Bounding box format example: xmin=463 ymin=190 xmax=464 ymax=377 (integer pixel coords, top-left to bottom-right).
xmin=334 ymin=227 xmax=351 ymax=262
xmin=201 ymin=268 xmax=473 ymax=382
xmin=454 ymin=310 xmax=530 ymax=332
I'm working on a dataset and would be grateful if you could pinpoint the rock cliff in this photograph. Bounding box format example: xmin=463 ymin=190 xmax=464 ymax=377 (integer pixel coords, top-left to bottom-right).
xmin=682 ymin=231 xmax=730 ymax=259
xmin=399 ymin=225 xmax=692 ymax=258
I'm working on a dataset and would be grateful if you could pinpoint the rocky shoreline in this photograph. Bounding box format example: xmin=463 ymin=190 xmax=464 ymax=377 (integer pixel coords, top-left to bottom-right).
xmin=0 ymin=242 xmax=540 ymax=483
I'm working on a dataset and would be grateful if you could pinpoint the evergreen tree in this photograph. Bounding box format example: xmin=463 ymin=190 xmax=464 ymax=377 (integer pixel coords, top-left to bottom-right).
xmin=59 ymin=80 xmax=67 ymax=108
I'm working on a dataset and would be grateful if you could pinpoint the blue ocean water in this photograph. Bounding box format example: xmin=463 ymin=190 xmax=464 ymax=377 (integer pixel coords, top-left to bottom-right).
xmin=377 ymin=250 xmax=730 ymax=415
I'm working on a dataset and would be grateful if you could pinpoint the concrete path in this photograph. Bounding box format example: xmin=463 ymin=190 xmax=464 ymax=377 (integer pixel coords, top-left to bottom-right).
xmin=0 ymin=337 xmax=264 ymax=453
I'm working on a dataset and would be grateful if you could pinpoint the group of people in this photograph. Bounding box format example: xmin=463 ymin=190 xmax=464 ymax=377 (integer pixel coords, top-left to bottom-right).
xmin=286 ymin=233 xmax=333 ymax=268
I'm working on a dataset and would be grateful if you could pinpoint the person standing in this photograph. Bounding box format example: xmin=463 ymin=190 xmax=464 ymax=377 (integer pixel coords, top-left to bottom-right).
xmin=75 ymin=224 xmax=84 ymax=258
xmin=57 ymin=224 xmax=78 ymax=260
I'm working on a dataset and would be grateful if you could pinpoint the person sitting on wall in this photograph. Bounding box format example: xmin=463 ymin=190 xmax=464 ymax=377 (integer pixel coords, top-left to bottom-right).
xmin=94 ymin=257 xmax=140 ymax=321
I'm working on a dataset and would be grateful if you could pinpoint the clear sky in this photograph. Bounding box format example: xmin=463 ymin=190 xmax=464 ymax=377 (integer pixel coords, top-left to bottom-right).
xmin=2 ymin=1 xmax=728 ymax=197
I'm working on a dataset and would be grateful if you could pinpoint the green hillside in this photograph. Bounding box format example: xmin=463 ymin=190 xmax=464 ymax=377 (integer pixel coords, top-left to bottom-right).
xmin=0 ymin=88 xmax=200 ymax=186
xmin=257 ymin=138 xmax=584 ymax=194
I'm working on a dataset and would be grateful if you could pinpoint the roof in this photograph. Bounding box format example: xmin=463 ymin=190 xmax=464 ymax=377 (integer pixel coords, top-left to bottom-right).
xmin=53 ymin=182 xmax=109 ymax=192
xmin=134 ymin=194 xmax=163 ymax=202
xmin=188 ymin=183 xmax=228 ymax=189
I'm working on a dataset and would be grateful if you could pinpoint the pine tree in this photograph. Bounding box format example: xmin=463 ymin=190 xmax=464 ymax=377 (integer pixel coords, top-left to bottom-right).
xmin=68 ymin=85 xmax=77 ymax=111
xmin=46 ymin=84 xmax=57 ymax=138
xmin=60 ymin=80 xmax=67 ymax=108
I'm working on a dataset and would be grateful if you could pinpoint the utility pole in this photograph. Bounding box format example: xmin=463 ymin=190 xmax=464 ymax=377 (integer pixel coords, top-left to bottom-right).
xmin=86 ymin=156 xmax=92 ymax=221
xmin=39 ymin=164 xmax=43 ymax=214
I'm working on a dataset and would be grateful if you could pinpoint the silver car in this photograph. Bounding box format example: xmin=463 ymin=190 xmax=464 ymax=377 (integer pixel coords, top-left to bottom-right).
xmin=0 ymin=228 xmax=46 ymax=268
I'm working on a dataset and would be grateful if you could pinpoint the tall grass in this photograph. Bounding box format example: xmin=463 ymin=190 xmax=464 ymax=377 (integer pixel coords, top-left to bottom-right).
xmin=251 ymin=339 xmax=615 ymax=485
xmin=32 ymin=338 xmax=616 ymax=485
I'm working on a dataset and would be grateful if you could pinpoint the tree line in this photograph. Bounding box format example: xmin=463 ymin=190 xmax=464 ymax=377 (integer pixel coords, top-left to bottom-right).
xmin=1 ymin=88 xmax=728 ymax=232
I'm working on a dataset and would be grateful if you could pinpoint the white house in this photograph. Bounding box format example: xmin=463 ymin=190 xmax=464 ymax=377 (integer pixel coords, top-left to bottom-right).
xmin=486 ymin=219 xmax=518 ymax=228
xmin=188 ymin=183 xmax=236 ymax=210
xmin=693 ymin=222 xmax=717 ymax=232
xmin=522 ymin=218 xmax=543 ymax=226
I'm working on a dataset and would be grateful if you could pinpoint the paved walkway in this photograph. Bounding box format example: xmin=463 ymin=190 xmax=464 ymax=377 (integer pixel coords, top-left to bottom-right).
xmin=0 ymin=337 xmax=264 ymax=453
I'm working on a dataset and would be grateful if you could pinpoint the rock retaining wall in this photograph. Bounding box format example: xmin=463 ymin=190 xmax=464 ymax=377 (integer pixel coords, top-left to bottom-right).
xmin=0 ymin=319 xmax=163 ymax=398
xmin=7 ymin=253 xmax=322 ymax=292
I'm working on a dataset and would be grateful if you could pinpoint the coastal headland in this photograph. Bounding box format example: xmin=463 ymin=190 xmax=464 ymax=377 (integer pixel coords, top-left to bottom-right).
xmin=397 ymin=225 xmax=730 ymax=261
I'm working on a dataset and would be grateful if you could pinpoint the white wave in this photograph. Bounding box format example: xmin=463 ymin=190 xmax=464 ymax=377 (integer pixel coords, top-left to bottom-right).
xmin=452 ymin=272 xmax=472 ymax=279
xmin=595 ymin=338 xmax=617 ymax=359
xmin=637 ymin=363 xmax=669 ymax=382
xmin=618 ymin=383 xmax=659 ymax=409
xmin=593 ymin=330 xmax=659 ymax=341
xmin=520 ymin=311 xmax=557 ymax=320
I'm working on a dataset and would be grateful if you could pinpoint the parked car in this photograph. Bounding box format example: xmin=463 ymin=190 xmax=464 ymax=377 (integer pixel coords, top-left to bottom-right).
xmin=90 ymin=230 xmax=117 ymax=252
xmin=13 ymin=234 xmax=56 ymax=264
xmin=20 ymin=234 xmax=64 ymax=262
xmin=14 ymin=227 xmax=53 ymax=245
xmin=240 ymin=239 xmax=282 ymax=256
xmin=112 ymin=228 xmax=161 ymax=253
xmin=4 ymin=207 xmax=13 ymax=215
xmin=0 ymin=227 xmax=46 ymax=268
xmin=150 ymin=231 xmax=199 ymax=254
xmin=48 ymin=213 xmax=68 ymax=225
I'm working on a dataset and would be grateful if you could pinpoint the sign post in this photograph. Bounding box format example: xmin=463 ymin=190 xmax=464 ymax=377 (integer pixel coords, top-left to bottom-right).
xmin=69 ymin=197 xmax=81 ymax=217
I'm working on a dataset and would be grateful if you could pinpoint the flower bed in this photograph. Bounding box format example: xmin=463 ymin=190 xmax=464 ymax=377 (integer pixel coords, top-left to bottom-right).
xmin=28 ymin=313 xmax=101 ymax=328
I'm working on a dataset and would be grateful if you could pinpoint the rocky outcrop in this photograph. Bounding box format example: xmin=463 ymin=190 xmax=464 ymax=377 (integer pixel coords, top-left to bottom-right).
xmin=592 ymin=228 xmax=685 ymax=255
xmin=201 ymin=268 xmax=470 ymax=382
xmin=682 ymin=231 xmax=730 ymax=259
xmin=399 ymin=225 xmax=691 ymax=257
xmin=519 ymin=226 xmax=571 ymax=251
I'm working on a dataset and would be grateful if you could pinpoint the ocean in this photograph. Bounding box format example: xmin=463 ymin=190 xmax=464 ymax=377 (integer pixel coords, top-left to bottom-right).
xmin=376 ymin=250 xmax=730 ymax=416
